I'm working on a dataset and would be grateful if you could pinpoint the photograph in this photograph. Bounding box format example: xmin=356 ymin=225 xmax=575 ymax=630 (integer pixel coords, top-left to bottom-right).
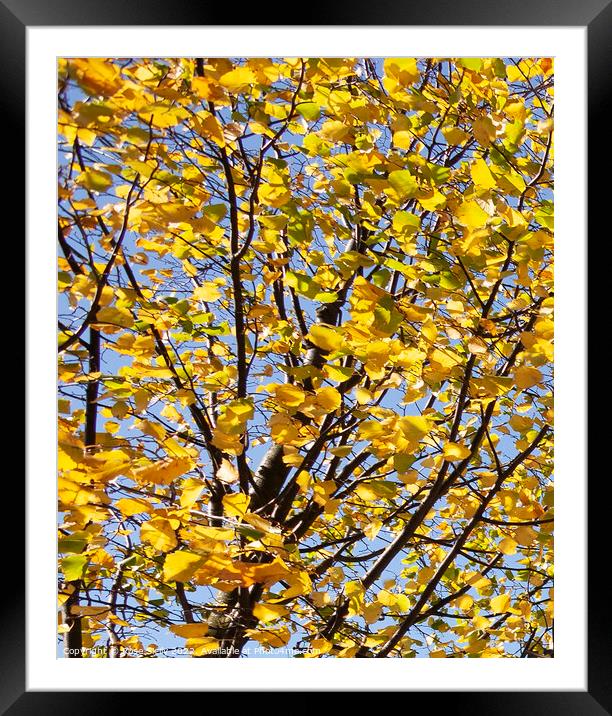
xmin=57 ymin=55 xmax=555 ymax=660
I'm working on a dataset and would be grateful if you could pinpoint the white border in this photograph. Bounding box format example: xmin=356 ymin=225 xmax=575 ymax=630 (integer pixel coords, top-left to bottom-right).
xmin=27 ymin=26 xmax=587 ymax=691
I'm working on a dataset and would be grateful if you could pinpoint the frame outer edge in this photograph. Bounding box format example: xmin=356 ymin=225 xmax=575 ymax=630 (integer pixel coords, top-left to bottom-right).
xmin=0 ymin=1 xmax=27 ymax=715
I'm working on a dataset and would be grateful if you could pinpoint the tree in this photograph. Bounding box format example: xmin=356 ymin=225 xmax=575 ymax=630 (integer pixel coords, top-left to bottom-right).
xmin=57 ymin=56 xmax=554 ymax=659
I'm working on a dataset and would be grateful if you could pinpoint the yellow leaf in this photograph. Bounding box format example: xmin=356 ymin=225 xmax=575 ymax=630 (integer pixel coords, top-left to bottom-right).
xmin=383 ymin=58 xmax=419 ymax=87
xmin=324 ymin=364 xmax=354 ymax=383
xmin=430 ymin=348 xmax=462 ymax=372
xmin=132 ymin=456 xmax=194 ymax=485
xmin=115 ymin=498 xmax=153 ymax=517
xmin=71 ymin=58 xmax=122 ymax=97
xmin=509 ymin=414 xmax=534 ymax=433
xmin=514 ymin=526 xmax=538 ymax=545
xmin=396 ymin=594 xmax=411 ymax=611
xmin=188 ymin=637 xmax=220 ymax=655
xmin=471 ymin=375 xmax=514 ymax=397
xmin=377 ymin=590 xmax=397 ymax=607
xmin=272 ymin=383 xmax=306 ymax=408
xmin=455 ymin=594 xmax=474 ymax=610
xmin=467 ymin=337 xmax=488 ymax=355
xmin=344 ymin=580 xmax=365 ymax=616
xmin=211 ymin=429 xmax=243 ymax=455
xmin=180 ymin=478 xmax=205 ymax=508
xmin=472 ymin=615 xmax=491 ymax=629
xmin=269 ymin=413 xmax=300 ymax=444
xmin=355 ymin=387 xmax=372 ymax=404
xmin=258 ymin=182 xmax=291 ymax=208
xmin=490 ymin=593 xmax=511 ymax=613
xmin=183 ymin=260 xmax=198 ymax=277
xmin=140 ymin=517 xmax=178 ymax=552
xmin=418 ymin=188 xmax=447 ymax=211
xmin=442 ymin=126 xmax=470 ymax=145
xmin=246 ymin=558 xmax=293 ymax=587
xmin=280 ymin=570 xmax=312 ymax=598
xmin=506 ymin=65 xmax=524 ymax=83
xmin=329 ymin=445 xmax=352 ymax=458
xmin=163 ymin=551 xmax=205 ymax=582
xmin=139 ymin=103 xmax=189 ymax=129
xmin=417 ymin=566 xmax=436 ymax=584
xmin=319 ymin=120 xmax=354 ymax=143
xmin=76 ymin=168 xmax=113 ymax=192
xmin=467 ymin=574 xmax=492 ymax=593
xmin=83 ymin=449 xmax=132 ymax=482
xmin=354 ymin=483 xmax=379 ymax=502
xmin=192 ymin=75 xmax=225 ymax=102
xmin=455 ymin=200 xmax=490 ymax=231
xmin=193 ymin=282 xmax=222 ymax=302
xmin=364 ymin=518 xmax=383 ymax=540
xmin=421 ymin=319 xmax=438 ymax=344
xmin=499 ymin=537 xmax=518 ymax=555
xmin=305 ymin=638 xmax=333 ymax=657
xmin=222 ymin=492 xmax=250 ymax=519
xmin=514 ymin=366 xmax=543 ymax=390
xmin=194 ymin=111 xmax=226 ymax=147
xmin=472 ymin=116 xmax=496 ymax=146
xmin=315 ymin=386 xmax=341 ymax=413
xmin=252 ymin=602 xmax=289 ymax=624
xmin=219 ymin=66 xmax=257 ymax=92
xmin=442 ymin=442 xmax=471 ymax=462
xmin=399 ymin=415 xmax=431 ymax=442
xmin=160 ymin=404 xmax=182 ymax=423
xmin=216 ymin=458 xmax=239 ymax=484
xmin=187 ymin=525 xmax=234 ymax=541
xmin=94 ymin=306 xmax=134 ymax=329
xmin=170 ymin=623 xmax=209 ymax=638
xmin=242 ymin=511 xmax=279 ymax=535
xmin=244 ymin=626 xmax=291 ymax=649
xmin=307 ymin=324 xmax=344 ymax=353
xmin=393 ymin=130 xmax=412 ymax=149
xmin=388 ymin=169 xmax=419 ymax=201
xmin=470 ymin=158 xmax=496 ymax=190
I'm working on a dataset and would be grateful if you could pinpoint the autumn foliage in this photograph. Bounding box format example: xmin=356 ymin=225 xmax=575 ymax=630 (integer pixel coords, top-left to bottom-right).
xmin=58 ymin=57 xmax=554 ymax=658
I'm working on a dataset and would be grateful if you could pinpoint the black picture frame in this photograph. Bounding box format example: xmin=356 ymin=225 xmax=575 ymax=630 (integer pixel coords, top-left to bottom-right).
xmin=7 ymin=2 xmax=600 ymax=711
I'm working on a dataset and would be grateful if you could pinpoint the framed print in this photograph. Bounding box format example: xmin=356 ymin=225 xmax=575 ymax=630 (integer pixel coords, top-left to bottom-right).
xmin=6 ymin=0 xmax=602 ymax=710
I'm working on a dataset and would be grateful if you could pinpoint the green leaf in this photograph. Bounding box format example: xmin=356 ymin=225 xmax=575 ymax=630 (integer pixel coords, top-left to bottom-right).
xmin=198 ymin=321 xmax=231 ymax=336
xmin=384 ymin=257 xmax=413 ymax=275
xmin=392 ymin=211 xmax=420 ymax=235
xmin=369 ymin=480 xmax=398 ymax=499
xmin=373 ymin=295 xmax=403 ymax=335
xmin=287 ymin=212 xmax=314 ymax=246
xmin=504 ymin=119 xmax=525 ymax=151
xmin=236 ymin=525 xmax=266 ymax=541
xmin=426 ymin=162 xmax=451 ymax=186
xmin=202 ymin=203 xmax=227 ymax=222
xmin=438 ymin=271 xmax=463 ymax=290
xmin=535 ymin=201 xmax=554 ymax=230
xmin=77 ymin=168 xmax=113 ymax=192
xmin=388 ymin=170 xmax=419 ymax=200
xmin=372 ymin=269 xmax=391 ymax=288
xmin=296 ymin=102 xmax=321 ymax=122
xmin=459 ymin=58 xmax=483 ymax=71
xmin=314 ymin=291 xmax=339 ymax=303
xmin=285 ymin=270 xmax=315 ymax=298
xmin=393 ymin=454 xmax=415 ymax=472
xmin=135 ymin=319 xmax=154 ymax=332
xmin=58 ymin=537 xmax=87 ymax=554
xmin=61 ymin=554 xmax=88 ymax=581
